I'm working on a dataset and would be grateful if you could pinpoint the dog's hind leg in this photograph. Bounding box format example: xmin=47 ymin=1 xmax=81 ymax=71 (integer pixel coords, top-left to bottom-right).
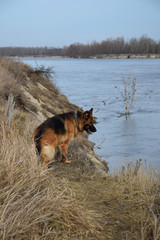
xmin=41 ymin=144 xmax=55 ymax=166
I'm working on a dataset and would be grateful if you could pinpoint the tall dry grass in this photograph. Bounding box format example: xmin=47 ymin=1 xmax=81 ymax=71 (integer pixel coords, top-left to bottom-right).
xmin=113 ymin=162 xmax=160 ymax=240
xmin=0 ymin=111 xmax=101 ymax=240
xmin=0 ymin=65 xmax=20 ymax=98
xmin=0 ymin=59 xmax=37 ymax=112
xmin=0 ymin=58 xmax=160 ymax=239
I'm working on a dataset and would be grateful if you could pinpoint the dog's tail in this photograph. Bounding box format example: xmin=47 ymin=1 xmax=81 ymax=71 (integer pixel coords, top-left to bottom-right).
xmin=33 ymin=128 xmax=42 ymax=155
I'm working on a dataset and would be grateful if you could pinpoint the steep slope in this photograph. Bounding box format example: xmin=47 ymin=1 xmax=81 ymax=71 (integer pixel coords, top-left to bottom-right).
xmin=0 ymin=57 xmax=107 ymax=174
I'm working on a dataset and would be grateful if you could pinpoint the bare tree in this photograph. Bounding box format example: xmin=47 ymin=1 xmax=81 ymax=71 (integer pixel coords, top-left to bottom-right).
xmin=120 ymin=75 xmax=137 ymax=118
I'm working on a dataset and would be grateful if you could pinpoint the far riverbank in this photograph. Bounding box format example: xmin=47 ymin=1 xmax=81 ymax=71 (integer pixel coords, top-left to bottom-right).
xmin=11 ymin=53 xmax=160 ymax=59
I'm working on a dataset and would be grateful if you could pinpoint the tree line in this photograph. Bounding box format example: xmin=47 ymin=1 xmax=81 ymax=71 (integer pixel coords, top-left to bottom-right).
xmin=0 ymin=35 xmax=160 ymax=58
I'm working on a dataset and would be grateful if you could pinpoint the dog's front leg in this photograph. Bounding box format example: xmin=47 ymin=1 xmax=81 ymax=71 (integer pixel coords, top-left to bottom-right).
xmin=60 ymin=142 xmax=71 ymax=164
xmin=55 ymin=147 xmax=62 ymax=161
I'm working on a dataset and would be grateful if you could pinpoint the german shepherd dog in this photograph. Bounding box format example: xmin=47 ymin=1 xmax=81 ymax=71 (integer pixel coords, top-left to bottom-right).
xmin=33 ymin=108 xmax=96 ymax=166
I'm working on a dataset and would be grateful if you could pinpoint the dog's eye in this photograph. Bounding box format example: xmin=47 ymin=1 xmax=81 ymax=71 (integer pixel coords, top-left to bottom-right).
xmin=90 ymin=122 xmax=92 ymax=124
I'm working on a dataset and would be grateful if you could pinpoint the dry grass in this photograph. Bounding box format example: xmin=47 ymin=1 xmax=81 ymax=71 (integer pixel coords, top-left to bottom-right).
xmin=0 ymin=111 xmax=102 ymax=240
xmin=0 ymin=58 xmax=80 ymax=119
xmin=66 ymin=163 xmax=160 ymax=240
xmin=0 ymin=59 xmax=37 ymax=112
xmin=0 ymin=65 xmax=26 ymax=108
xmin=0 ymin=58 xmax=160 ymax=239
xmin=0 ymin=108 xmax=160 ymax=240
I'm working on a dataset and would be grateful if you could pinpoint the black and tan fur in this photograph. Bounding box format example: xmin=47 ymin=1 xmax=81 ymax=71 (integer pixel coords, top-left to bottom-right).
xmin=33 ymin=108 xmax=96 ymax=166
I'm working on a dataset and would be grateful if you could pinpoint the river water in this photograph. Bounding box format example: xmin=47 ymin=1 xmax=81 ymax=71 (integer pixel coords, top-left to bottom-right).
xmin=21 ymin=58 xmax=160 ymax=171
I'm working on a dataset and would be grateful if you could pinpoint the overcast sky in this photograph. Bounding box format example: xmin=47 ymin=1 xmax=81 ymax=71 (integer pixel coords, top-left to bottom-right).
xmin=0 ymin=0 xmax=160 ymax=47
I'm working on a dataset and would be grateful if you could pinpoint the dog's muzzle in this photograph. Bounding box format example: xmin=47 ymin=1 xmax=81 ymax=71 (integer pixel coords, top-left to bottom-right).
xmin=84 ymin=124 xmax=97 ymax=134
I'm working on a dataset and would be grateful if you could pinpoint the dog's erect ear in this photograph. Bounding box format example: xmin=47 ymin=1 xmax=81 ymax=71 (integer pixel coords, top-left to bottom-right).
xmin=89 ymin=108 xmax=93 ymax=114
xmin=83 ymin=108 xmax=93 ymax=120
xmin=77 ymin=111 xmax=83 ymax=119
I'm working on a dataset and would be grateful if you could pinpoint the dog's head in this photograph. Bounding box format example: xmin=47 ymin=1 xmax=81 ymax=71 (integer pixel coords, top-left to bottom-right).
xmin=77 ymin=108 xmax=97 ymax=134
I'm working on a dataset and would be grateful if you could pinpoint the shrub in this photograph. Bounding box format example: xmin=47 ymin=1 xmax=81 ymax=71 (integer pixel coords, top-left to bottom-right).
xmin=120 ymin=75 xmax=137 ymax=118
xmin=33 ymin=65 xmax=54 ymax=80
